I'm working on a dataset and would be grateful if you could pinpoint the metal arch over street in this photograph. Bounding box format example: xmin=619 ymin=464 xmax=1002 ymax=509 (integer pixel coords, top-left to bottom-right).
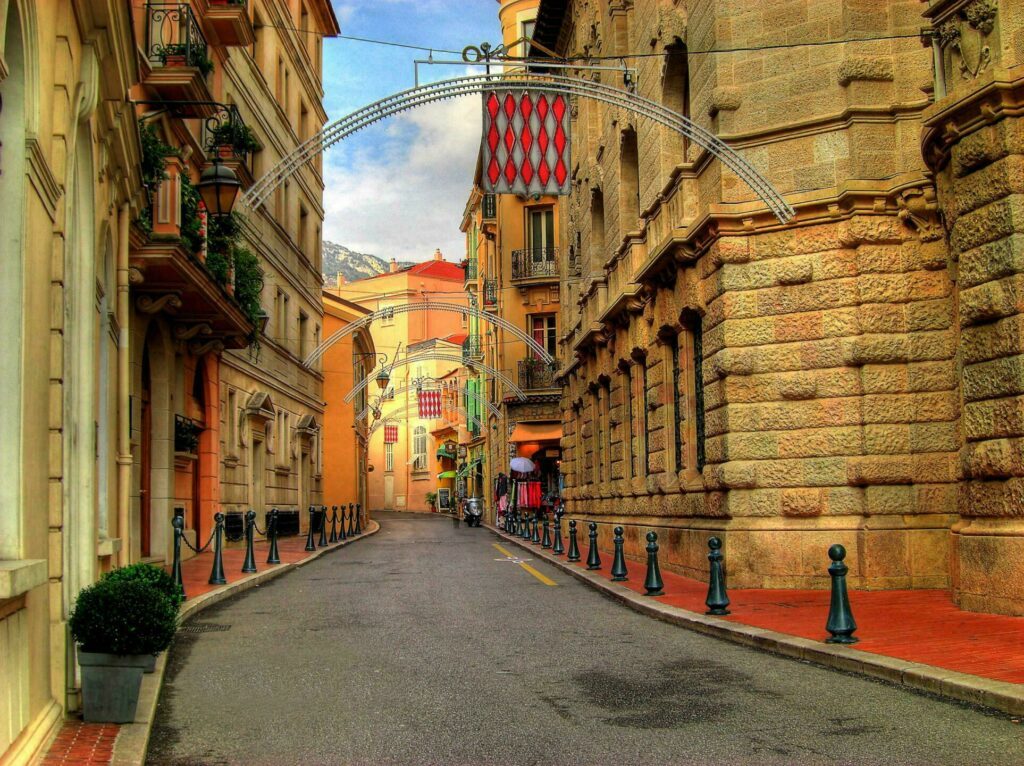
xmin=306 ymin=302 xmax=552 ymax=369
xmin=346 ymin=352 xmax=527 ymax=403
xmin=242 ymin=73 xmax=795 ymax=223
xmin=358 ymin=383 xmax=503 ymax=422
xmin=368 ymin=404 xmax=484 ymax=439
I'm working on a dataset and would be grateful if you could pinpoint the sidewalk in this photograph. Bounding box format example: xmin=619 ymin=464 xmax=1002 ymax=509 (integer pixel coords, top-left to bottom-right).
xmin=494 ymin=526 xmax=1024 ymax=714
xmin=37 ymin=523 xmax=379 ymax=766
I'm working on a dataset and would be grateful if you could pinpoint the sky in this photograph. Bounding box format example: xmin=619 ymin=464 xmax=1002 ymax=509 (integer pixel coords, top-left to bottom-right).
xmin=320 ymin=1 xmax=500 ymax=263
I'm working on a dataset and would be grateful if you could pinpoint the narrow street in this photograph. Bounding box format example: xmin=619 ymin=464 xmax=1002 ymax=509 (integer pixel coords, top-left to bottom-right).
xmin=147 ymin=513 xmax=1022 ymax=766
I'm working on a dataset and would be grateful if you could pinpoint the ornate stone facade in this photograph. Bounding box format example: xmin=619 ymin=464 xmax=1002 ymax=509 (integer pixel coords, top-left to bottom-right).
xmin=535 ymin=0 xmax=1024 ymax=613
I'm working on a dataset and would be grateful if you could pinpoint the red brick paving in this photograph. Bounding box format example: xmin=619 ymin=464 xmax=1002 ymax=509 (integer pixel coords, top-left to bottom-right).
xmin=39 ymin=721 xmax=119 ymax=765
xmin=545 ymin=537 xmax=1024 ymax=685
xmin=42 ymin=532 xmax=329 ymax=764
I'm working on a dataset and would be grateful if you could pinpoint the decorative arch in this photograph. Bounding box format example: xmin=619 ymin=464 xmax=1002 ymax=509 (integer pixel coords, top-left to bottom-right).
xmin=345 ymin=352 xmax=526 ymax=404
xmin=358 ymin=383 xmax=503 ymax=423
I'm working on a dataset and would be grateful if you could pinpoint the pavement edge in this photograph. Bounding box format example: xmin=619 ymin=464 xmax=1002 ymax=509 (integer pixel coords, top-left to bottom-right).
xmin=109 ymin=520 xmax=382 ymax=766
xmin=491 ymin=527 xmax=1024 ymax=717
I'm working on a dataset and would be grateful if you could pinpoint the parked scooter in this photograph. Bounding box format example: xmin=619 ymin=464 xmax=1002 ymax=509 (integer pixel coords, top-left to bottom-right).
xmin=463 ymin=496 xmax=483 ymax=527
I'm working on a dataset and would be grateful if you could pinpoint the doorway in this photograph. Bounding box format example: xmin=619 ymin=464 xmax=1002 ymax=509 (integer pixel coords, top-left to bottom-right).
xmin=384 ymin=475 xmax=394 ymax=510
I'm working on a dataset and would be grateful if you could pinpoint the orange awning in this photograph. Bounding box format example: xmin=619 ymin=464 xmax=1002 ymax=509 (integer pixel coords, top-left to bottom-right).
xmin=509 ymin=422 xmax=562 ymax=443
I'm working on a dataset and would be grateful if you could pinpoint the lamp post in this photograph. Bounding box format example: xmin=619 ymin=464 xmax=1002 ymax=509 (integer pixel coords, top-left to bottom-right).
xmin=353 ymin=342 xmax=400 ymax=393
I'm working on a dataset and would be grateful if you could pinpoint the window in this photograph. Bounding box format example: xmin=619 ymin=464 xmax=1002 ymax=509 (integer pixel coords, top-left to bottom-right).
xmin=226 ymin=388 xmax=238 ymax=456
xmin=276 ymin=56 xmax=286 ymax=104
xmin=602 ymin=378 xmax=612 ymax=482
xmin=300 ymin=101 xmax=310 ymax=141
xmin=251 ymin=11 xmax=265 ymax=67
xmin=530 ymin=314 xmax=557 ymax=358
xmin=620 ymin=128 xmax=640 ymax=227
xmin=380 ymin=304 xmax=395 ymax=326
xmin=313 ymin=324 xmax=321 ymax=369
xmin=298 ymin=311 xmax=309 ymax=360
xmin=590 ymin=189 xmax=605 ymax=275
xmin=527 ymin=207 xmax=554 ymax=256
xmin=590 ymin=390 xmax=600 ymax=483
xmin=638 ymin=356 xmax=649 ymax=476
xmin=298 ymin=204 xmax=309 ymax=256
xmin=413 ymin=426 xmax=427 ymax=471
xmin=621 ymin=364 xmax=636 ymax=479
xmin=385 ymin=442 xmax=394 ymax=472
xmin=276 ymin=289 xmax=290 ymax=346
xmin=663 ymin=41 xmax=691 ymax=163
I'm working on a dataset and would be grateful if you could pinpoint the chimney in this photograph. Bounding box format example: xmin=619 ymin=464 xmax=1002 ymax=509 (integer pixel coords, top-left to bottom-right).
xmin=433 ymin=248 xmax=443 ymax=262
xmin=336 ymin=272 xmax=345 ymax=287
xmin=389 ymin=258 xmax=398 ymax=274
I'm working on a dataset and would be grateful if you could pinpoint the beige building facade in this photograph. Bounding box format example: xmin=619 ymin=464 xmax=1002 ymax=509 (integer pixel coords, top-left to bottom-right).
xmin=535 ymin=0 xmax=1024 ymax=614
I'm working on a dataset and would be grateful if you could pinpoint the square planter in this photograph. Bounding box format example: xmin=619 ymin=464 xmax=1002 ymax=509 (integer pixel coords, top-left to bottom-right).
xmin=78 ymin=649 xmax=151 ymax=723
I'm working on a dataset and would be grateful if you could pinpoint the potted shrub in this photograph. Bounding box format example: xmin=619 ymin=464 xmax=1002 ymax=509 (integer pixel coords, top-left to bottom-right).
xmin=159 ymin=43 xmax=188 ymax=68
xmin=69 ymin=578 xmax=178 ymax=722
xmin=425 ymin=491 xmax=437 ymax=512
xmin=100 ymin=563 xmax=184 ymax=671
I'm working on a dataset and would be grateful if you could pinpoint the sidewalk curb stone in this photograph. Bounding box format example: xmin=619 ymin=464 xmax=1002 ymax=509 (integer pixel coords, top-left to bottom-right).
xmin=109 ymin=521 xmax=381 ymax=766
xmin=490 ymin=526 xmax=1024 ymax=717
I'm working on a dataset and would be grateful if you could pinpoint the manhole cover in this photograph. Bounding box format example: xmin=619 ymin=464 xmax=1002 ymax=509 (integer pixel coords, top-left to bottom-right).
xmin=180 ymin=622 xmax=231 ymax=634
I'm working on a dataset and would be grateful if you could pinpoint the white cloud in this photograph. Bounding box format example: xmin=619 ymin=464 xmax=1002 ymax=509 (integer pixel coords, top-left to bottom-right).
xmin=322 ymin=94 xmax=482 ymax=263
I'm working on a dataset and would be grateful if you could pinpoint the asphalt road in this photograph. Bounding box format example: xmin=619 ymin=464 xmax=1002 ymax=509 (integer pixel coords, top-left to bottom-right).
xmin=147 ymin=512 xmax=1023 ymax=766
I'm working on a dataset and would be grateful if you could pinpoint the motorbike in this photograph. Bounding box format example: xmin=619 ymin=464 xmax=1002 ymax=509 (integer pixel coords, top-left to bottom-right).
xmin=463 ymin=496 xmax=483 ymax=527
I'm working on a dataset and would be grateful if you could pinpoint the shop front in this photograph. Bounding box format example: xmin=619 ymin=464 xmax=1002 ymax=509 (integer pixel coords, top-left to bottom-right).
xmin=503 ymin=421 xmax=562 ymax=522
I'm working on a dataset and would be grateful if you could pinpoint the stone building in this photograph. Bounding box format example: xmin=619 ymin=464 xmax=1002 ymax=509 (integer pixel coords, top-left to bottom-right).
xmin=533 ymin=0 xmax=1024 ymax=615
xmin=1 ymin=1 xmax=145 ymax=760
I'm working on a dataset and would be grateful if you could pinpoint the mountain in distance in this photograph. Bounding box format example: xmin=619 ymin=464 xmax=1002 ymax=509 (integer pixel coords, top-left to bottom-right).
xmin=321 ymin=241 xmax=414 ymax=284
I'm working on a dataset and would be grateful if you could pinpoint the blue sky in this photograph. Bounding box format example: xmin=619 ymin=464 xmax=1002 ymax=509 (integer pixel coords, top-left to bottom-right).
xmin=320 ymin=1 xmax=500 ymax=262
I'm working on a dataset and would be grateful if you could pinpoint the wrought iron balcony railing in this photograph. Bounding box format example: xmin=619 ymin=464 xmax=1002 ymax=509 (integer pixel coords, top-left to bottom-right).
xmin=202 ymin=105 xmax=260 ymax=165
xmin=511 ymin=247 xmax=559 ymax=281
xmin=483 ymin=279 xmax=498 ymax=308
xmin=465 ymin=258 xmax=478 ymax=281
xmin=482 ymin=193 xmax=497 ymax=220
xmin=146 ymin=3 xmax=211 ymax=74
xmin=462 ymin=335 xmax=483 ymax=362
xmin=518 ymin=358 xmax=559 ymax=390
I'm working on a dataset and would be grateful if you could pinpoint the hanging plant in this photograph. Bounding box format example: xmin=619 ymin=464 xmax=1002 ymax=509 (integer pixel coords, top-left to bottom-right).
xmin=179 ymin=173 xmax=204 ymax=255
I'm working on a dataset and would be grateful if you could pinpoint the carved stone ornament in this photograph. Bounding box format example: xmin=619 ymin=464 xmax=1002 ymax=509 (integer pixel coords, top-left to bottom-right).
xmin=939 ymin=0 xmax=997 ymax=81
xmin=897 ymin=185 xmax=945 ymax=242
xmin=173 ymin=322 xmax=213 ymax=341
xmin=135 ymin=293 xmax=182 ymax=314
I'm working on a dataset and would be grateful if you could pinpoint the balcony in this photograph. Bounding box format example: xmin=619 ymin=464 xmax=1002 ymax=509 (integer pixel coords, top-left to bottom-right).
xmin=201 ymin=0 xmax=254 ymax=47
xmin=518 ymin=358 xmax=559 ymax=391
xmin=483 ymin=279 xmax=498 ymax=310
xmin=202 ymin=105 xmax=259 ymax=187
xmin=464 ymin=257 xmax=478 ymax=282
xmin=462 ymin=335 xmax=483 ymax=362
xmin=144 ymin=3 xmax=216 ymax=114
xmin=482 ymin=193 xmax=497 ymax=221
xmin=511 ymin=247 xmax=559 ymax=283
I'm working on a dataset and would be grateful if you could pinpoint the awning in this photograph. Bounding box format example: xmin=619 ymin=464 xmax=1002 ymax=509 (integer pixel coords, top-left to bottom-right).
xmin=436 ymin=447 xmax=456 ymax=459
xmin=437 ymin=470 xmax=457 ymax=479
xmin=509 ymin=422 xmax=562 ymax=443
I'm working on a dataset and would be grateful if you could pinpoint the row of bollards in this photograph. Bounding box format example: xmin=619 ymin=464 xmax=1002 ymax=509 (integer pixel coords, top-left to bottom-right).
xmin=502 ymin=515 xmax=858 ymax=644
xmin=171 ymin=503 xmax=363 ymax=602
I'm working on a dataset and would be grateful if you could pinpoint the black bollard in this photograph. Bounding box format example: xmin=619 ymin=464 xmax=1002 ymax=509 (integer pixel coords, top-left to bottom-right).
xmin=329 ymin=505 xmax=338 ymax=544
xmin=705 ymin=537 xmax=730 ymax=615
xmin=171 ymin=514 xmax=186 ymax=599
xmin=355 ymin=504 xmax=363 ymax=534
xmin=241 ymin=510 xmax=258 ymax=574
xmin=825 ymin=544 xmax=858 ymax=644
xmin=586 ymin=522 xmax=602 ymax=570
xmin=643 ymin=531 xmax=664 ymax=596
xmin=266 ymin=509 xmax=281 ymax=565
xmin=541 ymin=516 xmax=552 ymax=548
xmin=552 ymin=513 xmax=565 ymax=555
xmin=318 ymin=505 xmax=328 ymax=548
xmin=339 ymin=505 xmax=348 ymax=541
xmin=208 ymin=512 xmax=227 ymax=585
xmin=347 ymin=503 xmax=355 ymax=536
xmin=304 ymin=506 xmax=317 ymax=552
xmin=567 ymin=520 xmax=581 ymax=562
xmin=531 ymin=515 xmax=541 ymax=545
xmin=610 ymin=526 xmax=628 ymax=581
xmin=521 ymin=511 xmax=531 ymax=540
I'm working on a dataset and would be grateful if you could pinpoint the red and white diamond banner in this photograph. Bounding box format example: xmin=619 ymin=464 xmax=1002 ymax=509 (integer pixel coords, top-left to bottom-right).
xmin=482 ymin=89 xmax=570 ymax=197
xmin=417 ymin=389 xmax=442 ymax=419
xmin=383 ymin=424 xmax=398 ymax=444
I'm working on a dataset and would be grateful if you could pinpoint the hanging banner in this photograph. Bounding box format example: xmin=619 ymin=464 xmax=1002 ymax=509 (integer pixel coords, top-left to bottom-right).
xmin=383 ymin=424 xmax=398 ymax=444
xmin=417 ymin=389 xmax=442 ymax=419
xmin=481 ymin=89 xmax=570 ymax=197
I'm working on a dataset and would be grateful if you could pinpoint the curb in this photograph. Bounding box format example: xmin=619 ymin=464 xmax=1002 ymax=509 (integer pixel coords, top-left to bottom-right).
xmin=110 ymin=520 xmax=381 ymax=766
xmin=492 ymin=526 xmax=1024 ymax=717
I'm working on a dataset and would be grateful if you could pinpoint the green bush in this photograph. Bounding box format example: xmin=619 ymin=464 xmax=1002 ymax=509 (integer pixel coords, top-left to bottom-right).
xmin=69 ymin=579 xmax=178 ymax=656
xmin=101 ymin=562 xmax=184 ymax=610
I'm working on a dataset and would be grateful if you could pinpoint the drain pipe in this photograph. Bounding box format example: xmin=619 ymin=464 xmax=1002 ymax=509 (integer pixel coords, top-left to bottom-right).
xmin=116 ymin=203 xmax=132 ymax=565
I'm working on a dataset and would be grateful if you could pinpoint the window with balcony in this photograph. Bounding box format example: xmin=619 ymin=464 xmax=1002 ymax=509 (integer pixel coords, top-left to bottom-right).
xmin=512 ymin=209 xmax=558 ymax=280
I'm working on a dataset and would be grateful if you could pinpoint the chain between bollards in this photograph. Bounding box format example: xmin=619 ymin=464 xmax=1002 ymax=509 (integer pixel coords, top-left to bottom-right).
xmin=208 ymin=512 xmax=227 ymax=585
xmin=643 ymin=531 xmax=664 ymax=596
xmin=567 ymin=519 xmax=581 ymax=562
xmin=610 ymin=526 xmax=628 ymax=581
xmin=266 ymin=509 xmax=281 ymax=564
xmin=825 ymin=544 xmax=858 ymax=644
xmin=171 ymin=514 xmax=185 ymax=599
xmin=241 ymin=510 xmax=258 ymax=574
xmin=705 ymin=537 xmax=730 ymax=615
xmin=585 ymin=522 xmax=601 ymax=570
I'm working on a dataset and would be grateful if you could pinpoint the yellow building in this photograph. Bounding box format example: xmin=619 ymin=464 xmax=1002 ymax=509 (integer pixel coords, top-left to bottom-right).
xmin=329 ymin=252 xmax=469 ymax=511
xmin=1 ymin=1 xmax=144 ymax=760
xmin=460 ymin=0 xmax=564 ymax=523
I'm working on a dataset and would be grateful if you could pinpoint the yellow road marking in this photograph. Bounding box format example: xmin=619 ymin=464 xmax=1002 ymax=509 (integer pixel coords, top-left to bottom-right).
xmin=492 ymin=543 xmax=557 ymax=586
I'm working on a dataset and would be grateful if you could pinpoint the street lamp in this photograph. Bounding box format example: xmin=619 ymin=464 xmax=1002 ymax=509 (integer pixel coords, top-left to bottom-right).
xmin=197 ymin=159 xmax=241 ymax=216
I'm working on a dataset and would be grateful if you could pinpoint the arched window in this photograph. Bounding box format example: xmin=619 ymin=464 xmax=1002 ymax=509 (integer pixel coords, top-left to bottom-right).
xmin=662 ymin=40 xmax=691 ymax=172
xmin=413 ymin=426 xmax=427 ymax=471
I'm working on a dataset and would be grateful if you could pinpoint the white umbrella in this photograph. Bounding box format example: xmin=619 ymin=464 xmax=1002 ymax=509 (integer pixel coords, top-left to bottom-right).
xmin=510 ymin=457 xmax=535 ymax=473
